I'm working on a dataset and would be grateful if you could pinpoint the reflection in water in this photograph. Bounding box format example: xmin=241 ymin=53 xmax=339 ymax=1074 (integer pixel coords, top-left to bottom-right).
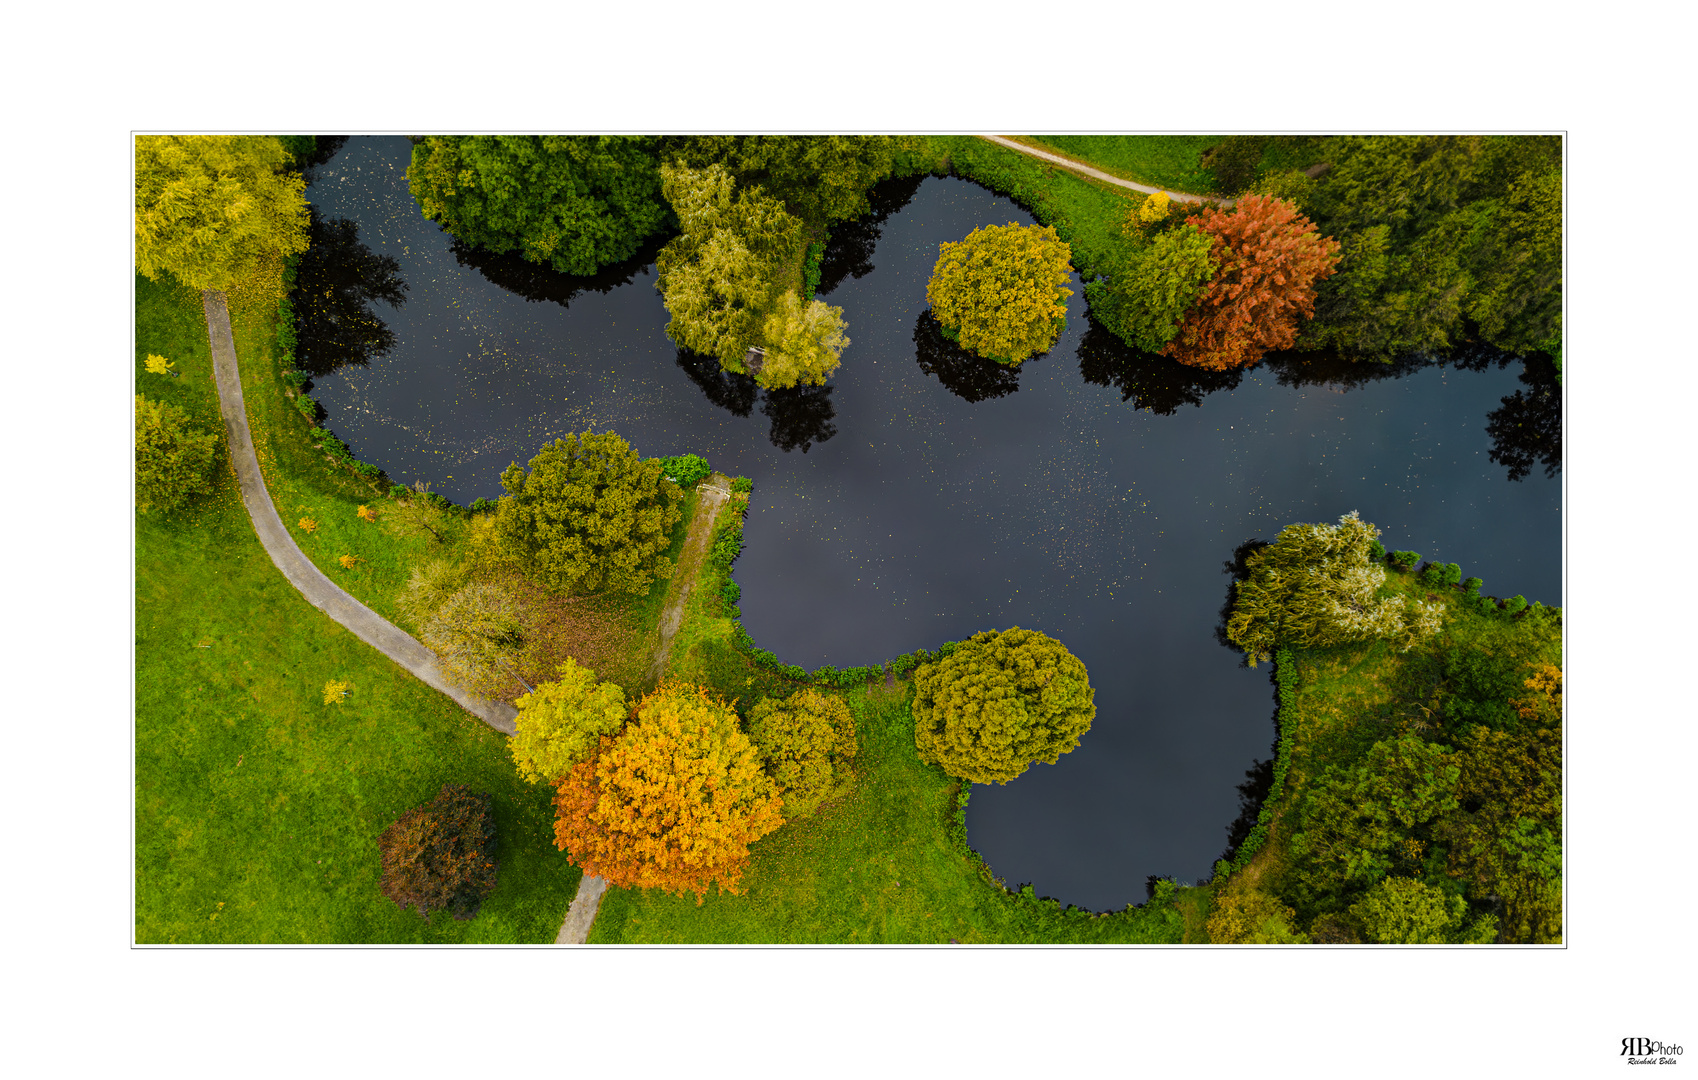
xmin=1216 ymin=755 xmax=1277 ymax=868
xmin=449 ymin=232 xmax=670 ymax=309
xmin=1077 ymin=323 xmax=1242 ymax=413
xmin=674 ymin=348 xmax=758 ymax=417
xmin=762 ymin=383 xmax=837 ymax=453
xmin=816 ymin=173 xmax=925 ymax=296
xmin=299 ymin=136 xmax=349 ymax=176
xmin=293 ymin=208 xmax=408 ymax=377
xmin=1485 ymin=356 xmax=1562 ymax=481
xmin=912 ymin=310 xmax=1025 ymax=402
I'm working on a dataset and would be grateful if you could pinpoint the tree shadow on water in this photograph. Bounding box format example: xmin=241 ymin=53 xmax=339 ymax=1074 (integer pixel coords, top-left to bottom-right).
xmin=912 ymin=310 xmax=1026 ymax=403
xmin=449 ymin=232 xmax=669 ymax=310
xmin=762 ymin=383 xmax=837 ymax=453
xmin=816 ymin=173 xmax=925 ymax=297
xmin=1485 ymin=354 xmax=1561 ymax=481
xmin=674 ymin=348 xmax=758 ymax=417
xmin=1076 ymin=323 xmax=1242 ymax=414
xmin=293 ymin=207 xmax=408 ymax=377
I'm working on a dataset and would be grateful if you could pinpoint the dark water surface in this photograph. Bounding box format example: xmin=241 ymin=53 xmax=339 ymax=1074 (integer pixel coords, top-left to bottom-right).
xmin=305 ymin=137 xmax=1562 ymax=912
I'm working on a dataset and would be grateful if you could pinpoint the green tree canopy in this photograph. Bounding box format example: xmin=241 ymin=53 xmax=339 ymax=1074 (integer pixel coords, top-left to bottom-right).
xmin=135 ymin=135 xmax=310 ymax=292
xmin=926 ymin=223 xmax=1074 ymax=365
xmin=1346 ymin=876 xmax=1493 ymax=944
xmin=495 ymin=431 xmax=683 ymax=595
xmin=758 ymin=290 xmax=849 ymax=389
xmin=663 ymin=135 xmax=901 ymax=224
xmin=1085 ymin=223 xmax=1216 ymax=354
xmin=407 ymin=136 xmax=669 ymax=276
xmin=912 ymin=627 xmax=1096 ymax=785
xmin=1226 ymin=511 xmax=1442 ymax=666
xmin=745 ymin=688 xmax=857 ymax=820
xmin=135 ymin=395 xmax=220 ymax=515
xmin=655 ymin=162 xmax=805 ymax=368
xmin=509 ymin=658 xmax=629 ymax=784
xmin=418 ymin=581 xmax=534 ymax=698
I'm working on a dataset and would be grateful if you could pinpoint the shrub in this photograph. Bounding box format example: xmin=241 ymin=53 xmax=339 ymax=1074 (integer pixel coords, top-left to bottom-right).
xmin=377 ymin=783 xmax=499 ymax=922
xmin=551 ymin=682 xmax=783 ymax=901
xmin=1137 ymin=190 xmax=1171 ymax=225
xmin=509 ymin=658 xmax=629 ymax=784
xmin=1206 ymin=136 xmax=1268 ymax=196
xmin=1389 ymin=550 xmax=1422 ymax=571
xmin=1503 ymin=595 xmax=1528 ymax=615
xmin=468 ymin=496 xmax=496 ymax=514
xmin=1461 ymin=576 xmax=1483 ymax=595
xmin=281 ymin=368 xmax=309 ymax=389
xmin=1347 ymin=876 xmax=1495 ymax=944
xmin=730 ymin=476 xmax=753 ymax=494
xmin=1420 ymin=561 xmax=1462 ymax=588
xmin=912 ymin=627 xmax=1096 ymax=785
xmin=135 ymin=395 xmax=220 ymax=515
xmin=1368 ymin=539 xmax=1386 ymax=562
xmin=494 ymin=431 xmax=683 ymax=595
xmin=1206 ymin=887 xmax=1305 ymax=943
xmin=746 ymin=687 xmax=857 ymax=819
xmin=656 ymin=453 xmax=711 ymax=488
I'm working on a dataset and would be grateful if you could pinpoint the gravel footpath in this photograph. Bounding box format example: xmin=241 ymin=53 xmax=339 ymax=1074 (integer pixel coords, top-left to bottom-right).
xmin=978 ymin=135 xmax=1231 ymax=205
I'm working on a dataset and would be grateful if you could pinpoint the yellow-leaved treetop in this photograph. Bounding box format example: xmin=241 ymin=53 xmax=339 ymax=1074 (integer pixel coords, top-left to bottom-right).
xmin=552 ymin=681 xmax=783 ymax=901
xmin=925 ymin=222 xmax=1073 ymax=365
xmin=912 ymin=627 xmax=1096 ymax=785
xmin=745 ymin=687 xmax=857 ymax=819
xmin=509 ymin=658 xmax=629 ymax=784
xmin=757 ymin=290 xmax=849 ymax=390
xmin=135 ymin=135 xmax=310 ymax=293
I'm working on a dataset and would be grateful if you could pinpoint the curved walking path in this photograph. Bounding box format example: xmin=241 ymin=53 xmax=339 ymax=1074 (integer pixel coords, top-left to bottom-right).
xmin=203 ymin=290 xmax=518 ymax=735
xmin=979 ymin=135 xmax=1232 ymax=206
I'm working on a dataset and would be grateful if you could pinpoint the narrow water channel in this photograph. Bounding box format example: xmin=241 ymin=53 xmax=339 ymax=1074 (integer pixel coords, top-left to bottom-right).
xmin=304 ymin=136 xmax=1562 ymax=911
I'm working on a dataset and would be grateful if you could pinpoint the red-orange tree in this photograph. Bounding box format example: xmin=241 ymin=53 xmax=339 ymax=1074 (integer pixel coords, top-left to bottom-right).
xmin=552 ymin=681 xmax=782 ymax=901
xmin=1164 ymin=194 xmax=1341 ymax=371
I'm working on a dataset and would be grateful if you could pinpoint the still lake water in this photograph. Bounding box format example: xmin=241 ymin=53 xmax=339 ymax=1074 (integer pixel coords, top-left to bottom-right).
xmin=305 ymin=137 xmax=1562 ymax=912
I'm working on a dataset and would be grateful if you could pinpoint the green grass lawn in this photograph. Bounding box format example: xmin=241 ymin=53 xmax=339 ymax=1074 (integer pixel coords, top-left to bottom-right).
xmin=1012 ymin=135 xmax=1224 ymax=194
xmin=590 ymin=686 xmax=1189 ymax=943
xmin=135 ymin=276 xmax=584 ymax=942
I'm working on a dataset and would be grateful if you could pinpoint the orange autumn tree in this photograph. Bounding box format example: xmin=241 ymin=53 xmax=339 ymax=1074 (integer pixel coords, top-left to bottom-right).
xmin=552 ymin=681 xmax=782 ymax=901
xmin=1164 ymin=194 xmax=1341 ymax=371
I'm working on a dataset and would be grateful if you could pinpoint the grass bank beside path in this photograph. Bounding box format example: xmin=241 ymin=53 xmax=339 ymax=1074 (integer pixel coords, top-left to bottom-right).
xmin=135 ymin=276 xmax=581 ymax=942
xmin=1006 ymin=135 xmax=1224 ymax=195
xmin=590 ymin=686 xmax=1189 ymax=943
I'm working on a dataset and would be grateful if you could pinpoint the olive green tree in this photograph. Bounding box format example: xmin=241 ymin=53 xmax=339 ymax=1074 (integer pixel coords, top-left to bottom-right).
xmin=655 ymin=162 xmax=804 ymax=369
xmin=1347 ymin=876 xmax=1497 ymax=944
xmin=661 ymin=135 xmax=901 ymax=224
xmin=1085 ymin=224 xmax=1216 ymax=354
xmin=134 ymin=135 xmax=310 ymax=292
xmin=926 ymin=223 xmax=1073 ymax=365
xmin=1226 ymin=511 xmax=1442 ymax=667
xmin=508 ymin=658 xmax=629 ymax=784
xmin=745 ymin=688 xmax=857 ymax=819
xmin=135 ymin=395 xmax=220 ymax=515
xmin=912 ymin=627 xmax=1095 ymax=785
xmin=494 ymin=431 xmax=683 ymax=595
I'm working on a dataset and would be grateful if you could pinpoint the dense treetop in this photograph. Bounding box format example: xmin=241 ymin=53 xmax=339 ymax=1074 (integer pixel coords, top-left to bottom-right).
xmin=408 ymin=136 xmax=670 ymax=276
xmin=509 ymin=658 xmax=629 ymax=784
xmin=912 ymin=627 xmax=1095 ymax=785
xmin=926 ymin=223 xmax=1074 ymax=365
xmin=135 ymin=135 xmax=310 ymax=292
xmin=494 ymin=431 xmax=683 ymax=595
xmin=552 ymin=681 xmax=783 ymax=900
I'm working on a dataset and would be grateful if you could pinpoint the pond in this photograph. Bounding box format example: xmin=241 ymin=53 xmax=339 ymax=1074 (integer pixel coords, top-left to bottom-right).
xmin=303 ymin=136 xmax=1562 ymax=912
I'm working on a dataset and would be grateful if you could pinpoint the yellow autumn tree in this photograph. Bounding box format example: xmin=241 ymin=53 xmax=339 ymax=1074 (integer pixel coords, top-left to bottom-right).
xmin=552 ymin=681 xmax=782 ymax=901
xmin=757 ymin=289 xmax=849 ymax=389
xmin=925 ymin=222 xmax=1073 ymax=365
xmin=134 ymin=135 xmax=310 ymax=292
xmin=509 ymin=658 xmax=629 ymax=784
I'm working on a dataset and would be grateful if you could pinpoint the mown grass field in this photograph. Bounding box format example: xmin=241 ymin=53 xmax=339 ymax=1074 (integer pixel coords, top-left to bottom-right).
xmin=1011 ymin=135 xmax=1224 ymax=194
xmin=135 ymin=276 xmax=593 ymax=942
